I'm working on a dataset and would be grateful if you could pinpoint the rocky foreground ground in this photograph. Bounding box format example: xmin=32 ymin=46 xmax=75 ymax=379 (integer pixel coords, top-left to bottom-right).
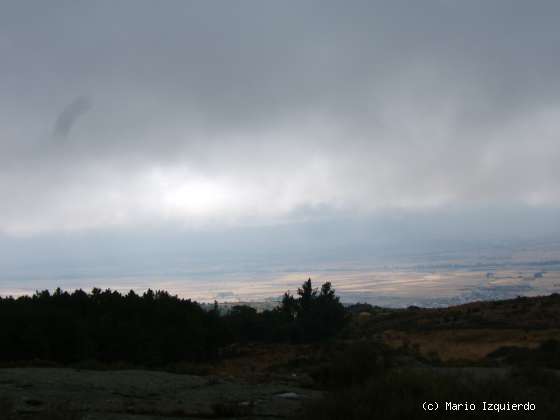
xmin=0 ymin=368 xmax=321 ymax=419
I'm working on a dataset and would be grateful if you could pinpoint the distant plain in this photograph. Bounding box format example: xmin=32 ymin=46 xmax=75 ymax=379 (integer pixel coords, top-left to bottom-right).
xmin=3 ymin=241 xmax=559 ymax=307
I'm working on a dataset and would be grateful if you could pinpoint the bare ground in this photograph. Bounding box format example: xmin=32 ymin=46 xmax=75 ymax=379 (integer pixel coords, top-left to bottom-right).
xmin=0 ymin=368 xmax=321 ymax=420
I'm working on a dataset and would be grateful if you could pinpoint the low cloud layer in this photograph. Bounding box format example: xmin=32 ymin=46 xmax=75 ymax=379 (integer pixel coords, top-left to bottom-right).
xmin=1 ymin=1 xmax=560 ymax=236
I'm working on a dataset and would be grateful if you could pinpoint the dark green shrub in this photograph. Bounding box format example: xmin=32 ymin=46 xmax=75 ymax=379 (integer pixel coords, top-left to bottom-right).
xmin=309 ymin=341 xmax=394 ymax=388
xmin=299 ymin=368 xmax=560 ymax=420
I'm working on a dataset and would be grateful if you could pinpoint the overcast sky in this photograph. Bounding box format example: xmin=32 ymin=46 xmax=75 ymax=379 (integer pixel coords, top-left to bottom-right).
xmin=1 ymin=1 xmax=560 ymax=290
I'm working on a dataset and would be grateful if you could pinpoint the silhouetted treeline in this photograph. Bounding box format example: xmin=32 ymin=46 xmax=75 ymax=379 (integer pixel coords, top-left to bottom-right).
xmin=0 ymin=279 xmax=345 ymax=365
xmin=227 ymin=279 xmax=346 ymax=343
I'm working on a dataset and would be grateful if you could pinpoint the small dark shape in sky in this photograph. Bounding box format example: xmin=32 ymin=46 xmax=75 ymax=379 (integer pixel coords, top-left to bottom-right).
xmin=53 ymin=96 xmax=92 ymax=139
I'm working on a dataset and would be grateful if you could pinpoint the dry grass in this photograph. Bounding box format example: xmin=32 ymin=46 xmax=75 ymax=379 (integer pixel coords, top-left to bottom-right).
xmin=383 ymin=328 xmax=560 ymax=361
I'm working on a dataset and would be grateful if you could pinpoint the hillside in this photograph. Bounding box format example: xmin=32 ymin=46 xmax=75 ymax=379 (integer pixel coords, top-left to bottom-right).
xmin=2 ymin=290 xmax=560 ymax=419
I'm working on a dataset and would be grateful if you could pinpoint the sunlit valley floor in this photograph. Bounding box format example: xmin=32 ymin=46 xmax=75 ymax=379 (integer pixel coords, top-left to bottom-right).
xmin=3 ymin=240 xmax=560 ymax=308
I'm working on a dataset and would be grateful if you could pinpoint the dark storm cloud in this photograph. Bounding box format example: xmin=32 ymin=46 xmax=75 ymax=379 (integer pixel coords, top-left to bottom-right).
xmin=0 ymin=0 xmax=559 ymax=235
